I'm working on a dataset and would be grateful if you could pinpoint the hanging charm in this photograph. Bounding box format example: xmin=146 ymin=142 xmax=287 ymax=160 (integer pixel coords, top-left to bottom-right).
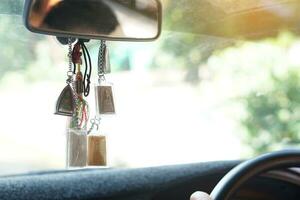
xmin=67 ymin=128 xmax=88 ymax=167
xmin=55 ymin=84 xmax=75 ymax=116
xmin=87 ymin=117 xmax=107 ymax=166
xmin=95 ymin=83 xmax=115 ymax=115
xmin=55 ymin=39 xmax=76 ymax=116
xmin=95 ymin=40 xmax=116 ymax=115
xmin=70 ymin=41 xmax=90 ymax=130
xmin=66 ymin=40 xmax=93 ymax=168
xmin=88 ymin=134 xmax=107 ymax=166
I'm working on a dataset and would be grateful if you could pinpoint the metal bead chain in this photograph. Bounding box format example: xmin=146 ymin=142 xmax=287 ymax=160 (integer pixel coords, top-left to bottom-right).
xmin=66 ymin=38 xmax=74 ymax=83
xmin=68 ymin=38 xmax=73 ymax=73
xmin=98 ymin=40 xmax=106 ymax=81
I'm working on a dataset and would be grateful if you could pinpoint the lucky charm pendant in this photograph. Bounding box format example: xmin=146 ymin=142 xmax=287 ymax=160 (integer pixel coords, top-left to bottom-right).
xmin=55 ymin=84 xmax=75 ymax=116
xmin=95 ymin=40 xmax=115 ymax=115
xmin=88 ymin=134 xmax=107 ymax=166
xmin=67 ymin=128 xmax=88 ymax=167
xmin=95 ymin=83 xmax=115 ymax=115
xmin=87 ymin=117 xmax=107 ymax=167
xmin=70 ymin=42 xmax=90 ymax=130
xmin=55 ymin=40 xmax=75 ymax=117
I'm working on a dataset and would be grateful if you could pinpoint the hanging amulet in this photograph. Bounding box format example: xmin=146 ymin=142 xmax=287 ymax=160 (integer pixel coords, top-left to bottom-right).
xmin=55 ymin=85 xmax=75 ymax=116
xmin=88 ymin=135 xmax=107 ymax=166
xmin=67 ymin=129 xmax=88 ymax=168
xmin=95 ymin=84 xmax=115 ymax=115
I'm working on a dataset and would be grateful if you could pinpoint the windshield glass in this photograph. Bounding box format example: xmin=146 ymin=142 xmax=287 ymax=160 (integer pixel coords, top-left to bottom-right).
xmin=1 ymin=0 xmax=300 ymax=175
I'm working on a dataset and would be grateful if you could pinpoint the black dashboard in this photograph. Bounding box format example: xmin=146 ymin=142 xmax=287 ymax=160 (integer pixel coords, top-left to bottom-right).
xmin=0 ymin=161 xmax=299 ymax=200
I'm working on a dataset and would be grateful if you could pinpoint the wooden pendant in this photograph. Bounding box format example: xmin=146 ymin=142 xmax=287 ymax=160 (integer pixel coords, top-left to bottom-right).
xmin=55 ymin=85 xmax=75 ymax=116
xmin=88 ymin=135 xmax=107 ymax=166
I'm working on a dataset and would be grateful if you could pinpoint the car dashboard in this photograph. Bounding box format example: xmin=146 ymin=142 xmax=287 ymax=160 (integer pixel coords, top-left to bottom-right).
xmin=0 ymin=161 xmax=300 ymax=200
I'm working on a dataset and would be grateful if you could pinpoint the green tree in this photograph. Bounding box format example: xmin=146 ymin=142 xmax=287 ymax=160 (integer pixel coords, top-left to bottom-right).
xmin=242 ymin=71 xmax=300 ymax=155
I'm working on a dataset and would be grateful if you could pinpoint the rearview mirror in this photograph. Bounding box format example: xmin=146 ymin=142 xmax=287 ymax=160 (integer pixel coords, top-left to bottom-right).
xmin=24 ymin=0 xmax=162 ymax=41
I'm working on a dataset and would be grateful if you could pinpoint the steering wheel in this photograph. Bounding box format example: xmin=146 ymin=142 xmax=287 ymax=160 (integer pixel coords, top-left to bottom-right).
xmin=210 ymin=150 xmax=300 ymax=200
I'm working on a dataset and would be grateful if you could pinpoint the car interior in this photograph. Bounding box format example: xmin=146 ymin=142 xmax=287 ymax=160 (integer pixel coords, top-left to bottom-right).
xmin=1 ymin=0 xmax=300 ymax=200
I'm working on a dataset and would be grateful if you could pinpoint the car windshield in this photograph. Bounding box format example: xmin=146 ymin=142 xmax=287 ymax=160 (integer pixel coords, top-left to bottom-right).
xmin=1 ymin=0 xmax=300 ymax=175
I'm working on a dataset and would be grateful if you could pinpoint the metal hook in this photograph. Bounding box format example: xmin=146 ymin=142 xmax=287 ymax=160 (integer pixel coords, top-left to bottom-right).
xmin=87 ymin=116 xmax=102 ymax=135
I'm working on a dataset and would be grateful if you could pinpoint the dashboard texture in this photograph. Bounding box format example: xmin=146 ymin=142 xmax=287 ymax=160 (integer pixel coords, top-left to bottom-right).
xmin=0 ymin=161 xmax=299 ymax=200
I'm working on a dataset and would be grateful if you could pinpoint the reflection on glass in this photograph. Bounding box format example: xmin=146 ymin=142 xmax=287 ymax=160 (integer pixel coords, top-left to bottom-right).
xmin=27 ymin=0 xmax=160 ymax=39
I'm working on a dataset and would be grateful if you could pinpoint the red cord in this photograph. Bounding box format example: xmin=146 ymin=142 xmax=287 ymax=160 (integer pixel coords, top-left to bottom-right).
xmin=72 ymin=43 xmax=82 ymax=64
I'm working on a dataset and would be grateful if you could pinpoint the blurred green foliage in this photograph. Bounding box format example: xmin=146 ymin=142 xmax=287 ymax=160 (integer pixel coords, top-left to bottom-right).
xmin=204 ymin=32 xmax=300 ymax=156
xmin=156 ymin=1 xmax=234 ymax=84
xmin=0 ymin=17 xmax=38 ymax=76
xmin=242 ymin=70 xmax=300 ymax=154
xmin=0 ymin=0 xmax=23 ymax=15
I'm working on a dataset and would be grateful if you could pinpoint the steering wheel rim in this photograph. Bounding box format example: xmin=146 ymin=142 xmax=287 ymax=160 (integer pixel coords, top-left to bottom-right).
xmin=210 ymin=149 xmax=300 ymax=200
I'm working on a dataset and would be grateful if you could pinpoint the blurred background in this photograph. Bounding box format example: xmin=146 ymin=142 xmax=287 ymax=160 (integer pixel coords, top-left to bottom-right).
xmin=1 ymin=0 xmax=300 ymax=175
